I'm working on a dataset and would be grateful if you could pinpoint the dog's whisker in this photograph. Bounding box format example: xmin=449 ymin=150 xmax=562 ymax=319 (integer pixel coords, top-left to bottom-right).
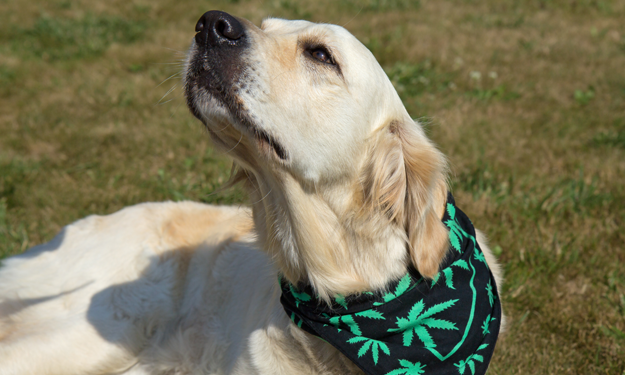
xmin=213 ymin=121 xmax=232 ymax=133
xmin=157 ymin=72 xmax=183 ymax=89
xmin=225 ymin=132 xmax=244 ymax=154
xmin=154 ymin=60 xmax=188 ymax=66
xmin=268 ymin=65 xmax=297 ymax=83
xmin=244 ymin=173 xmax=263 ymax=198
xmin=250 ymin=186 xmax=272 ymax=205
xmin=340 ymin=1 xmax=364 ymax=29
xmin=156 ymin=45 xmax=188 ymax=55
xmin=156 ymin=85 xmax=178 ymax=105
xmin=156 ymin=97 xmax=177 ymax=105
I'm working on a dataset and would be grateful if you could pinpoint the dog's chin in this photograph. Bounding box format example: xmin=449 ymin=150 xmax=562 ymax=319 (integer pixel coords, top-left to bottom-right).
xmin=190 ymin=92 xmax=289 ymax=163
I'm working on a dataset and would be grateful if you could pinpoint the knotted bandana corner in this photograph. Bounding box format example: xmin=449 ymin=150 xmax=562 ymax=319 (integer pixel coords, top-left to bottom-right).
xmin=280 ymin=193 xmax=502 ymax=375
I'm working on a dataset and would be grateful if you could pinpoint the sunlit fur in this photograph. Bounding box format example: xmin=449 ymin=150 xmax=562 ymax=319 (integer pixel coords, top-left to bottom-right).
xmin=184 ymin=17 xmax=465 ymax=301
xmin=0 ymin=16 xmax=503 ymax=375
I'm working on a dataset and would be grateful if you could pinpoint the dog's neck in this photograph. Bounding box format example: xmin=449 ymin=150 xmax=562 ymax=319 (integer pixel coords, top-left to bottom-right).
xmin=245 ymin=169 xmax=409 ymax=301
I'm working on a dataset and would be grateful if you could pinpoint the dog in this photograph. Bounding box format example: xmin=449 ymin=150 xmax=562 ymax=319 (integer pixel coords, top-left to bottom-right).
xmin=0 ymin=11 xmax=504 ymax=375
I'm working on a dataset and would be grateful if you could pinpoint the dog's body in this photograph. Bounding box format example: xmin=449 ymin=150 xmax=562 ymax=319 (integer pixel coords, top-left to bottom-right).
xmin=0 ymin=12 xmax=503 ymax=375
xmin=0 ymin=203 xmax=364 ymax=374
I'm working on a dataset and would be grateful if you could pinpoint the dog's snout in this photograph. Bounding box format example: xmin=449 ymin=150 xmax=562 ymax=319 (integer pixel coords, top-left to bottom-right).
xmin=195 ymin=11 xmax=245 ymax=47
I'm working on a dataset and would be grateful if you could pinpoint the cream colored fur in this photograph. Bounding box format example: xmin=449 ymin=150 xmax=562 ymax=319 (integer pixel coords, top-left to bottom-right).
xmin=0 ymin=15 xmax=503 ymax=375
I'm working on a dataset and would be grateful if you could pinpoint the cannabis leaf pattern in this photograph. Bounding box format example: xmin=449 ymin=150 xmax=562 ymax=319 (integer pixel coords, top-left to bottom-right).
xmin=330 ymin=314 xmax=359 ymax=334
xmin=454 ymin=344 xmax=489 ymax=375
xmin=388 ymin=299 xmax=459 ymax=348
xmin=347 ymin=336 xmax=391 ymax=365
xmin=386 ymin=359 xmax=426 ymax=375
xmin=485 ymin=281 xmax=495 ymax=307
xmin=290 ymin=312 xmax=303 ymax=328
xmin=374 ymin=274 xmax=414 ymax=306
xmin=356 ymin=310 xmax=386 ymax=320
xmin=335 ymin=294 xmax=349 ymax=309
xmin=289 ymin=284 xmax=312 ymax=308
xmin=279 ymin=196 xmax=500 ymax=375
xmin=444 ymin=203 xmax=474 ymax=252
xmin=473 ymin=247 xmax=487 ymax=265
xmin=431 ymin=259 xmax=469 ymax=289
xmin=330 ymin=309 xmax=385 ymax=335
xmin=481 ymin=314 xmax=491 ymax=336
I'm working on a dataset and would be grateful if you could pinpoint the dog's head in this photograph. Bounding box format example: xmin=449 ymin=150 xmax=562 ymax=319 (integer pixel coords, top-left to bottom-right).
xmin=184 ymin=11 xmax=449 ymax=296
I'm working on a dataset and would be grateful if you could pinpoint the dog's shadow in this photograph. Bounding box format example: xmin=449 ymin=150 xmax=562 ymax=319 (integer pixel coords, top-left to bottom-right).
xmin=85 ymin=248 xmax=190 ymax=347
xmin=1 ymin=232 xmax=206 ymax=352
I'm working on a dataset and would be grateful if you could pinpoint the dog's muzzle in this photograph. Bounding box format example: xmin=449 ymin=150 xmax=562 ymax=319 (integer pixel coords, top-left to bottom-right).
xmin=185 ymin=11 xmax=289 ymax=162
xmin=185 ymin=10 xmax=250 ymax=120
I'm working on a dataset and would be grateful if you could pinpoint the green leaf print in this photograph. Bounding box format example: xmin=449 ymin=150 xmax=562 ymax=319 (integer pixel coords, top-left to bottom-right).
xmin=347 ymin=336 xmax=391 ymax=365
xmin=481 ymin=314 xmax=491 ymax=336
xmin=386 ymin=359 xmax=426 ymax=375
xmin=473 ymin=247 xmax=487 ymax=265
xmin=329 ymin=309 xmax=385 ymax=335
xmin=454 ymin=344 xmax=488 ymax=375
xmin=290 ymin=312 xmax=303 ymax=328
xmin=374 ymin=274 xmax=414 ymax=306
xmin=388 ymin=299 xmax=459 ymax=348
xmin=289 ymin=284 xmax=312 ymax=308
xmin=444 ymin=203 xmax=474 ymax=252
xmin=330 ymin=314 xmax=361 ymax=335
xmin=356 ymin=310 xmax=386 ymax=320
xmin=431 ymin=259 xmax=469 ymax=289
xmin=443 ymin=268 xmax=454 ymax=289
xmin=335 ymin=294 xmax=349 ymax=309
xmin=485 ymin=281 xmax=495 ymax=307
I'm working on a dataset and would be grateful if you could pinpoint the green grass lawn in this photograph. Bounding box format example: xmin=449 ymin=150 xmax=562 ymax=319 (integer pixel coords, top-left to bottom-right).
xmin=1 ymin=0 xmax=624 ymax=373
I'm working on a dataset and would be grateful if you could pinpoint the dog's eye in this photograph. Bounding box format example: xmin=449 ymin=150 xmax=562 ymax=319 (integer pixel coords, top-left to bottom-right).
xmin=312 ymin=49 xmax=329 ymax=63
xmin=307 ymin=47 xmax=334 ymax=65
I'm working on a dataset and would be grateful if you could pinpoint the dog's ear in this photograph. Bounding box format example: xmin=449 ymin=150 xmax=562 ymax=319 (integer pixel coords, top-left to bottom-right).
xmin=360 ymin=120 xmax=449 ymax=278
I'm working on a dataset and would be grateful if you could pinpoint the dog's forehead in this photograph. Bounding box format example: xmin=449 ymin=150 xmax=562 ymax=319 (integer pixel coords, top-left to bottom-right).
xmin=259 ymin=18 xmax=383 ymax=78
xmin=260 ymin=18 xmax=361 ymax=47
xmin=260 ymin=18 xmax=313 ymax=34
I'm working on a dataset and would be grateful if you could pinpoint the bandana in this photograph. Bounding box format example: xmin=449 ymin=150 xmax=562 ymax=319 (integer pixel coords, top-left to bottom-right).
xmin=280 ymin=193 xmax=501 ymax=375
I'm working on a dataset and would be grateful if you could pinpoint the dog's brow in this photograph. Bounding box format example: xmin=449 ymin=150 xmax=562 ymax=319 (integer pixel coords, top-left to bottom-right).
xmin=297 ymin=36 xmax=344 ymax=78
xmin=297 ymin=34 xmax=326 ymax=48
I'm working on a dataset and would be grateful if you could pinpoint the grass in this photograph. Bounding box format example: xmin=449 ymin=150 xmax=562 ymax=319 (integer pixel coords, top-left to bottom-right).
xmin=9 ymin=13 xmax=146 ymax=61
xmin=1 ymin=0 xmax=624 ymax=373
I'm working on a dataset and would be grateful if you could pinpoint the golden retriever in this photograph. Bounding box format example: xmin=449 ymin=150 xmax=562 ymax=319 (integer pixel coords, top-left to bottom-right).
xmin=0 ymin=11 xmax=503 ymax=375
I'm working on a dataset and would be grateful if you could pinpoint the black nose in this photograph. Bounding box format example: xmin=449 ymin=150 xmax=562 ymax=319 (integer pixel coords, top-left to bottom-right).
xmin=195 ymin=11 xmax=245 ymax=47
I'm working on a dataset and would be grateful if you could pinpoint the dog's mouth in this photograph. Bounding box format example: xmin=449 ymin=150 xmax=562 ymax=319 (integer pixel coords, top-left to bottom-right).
xmin=184 ymin=10 xmax=288 ymax=162
xmin=251 ymin=125 xmax=288 ymax=161
xmin=188 ymin=79 xmax=289 ymax=162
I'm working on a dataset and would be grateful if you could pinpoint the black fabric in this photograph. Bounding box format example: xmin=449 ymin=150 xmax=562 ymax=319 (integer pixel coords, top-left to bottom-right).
xmin=280 ymin=193 xmax=501 ymax=375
